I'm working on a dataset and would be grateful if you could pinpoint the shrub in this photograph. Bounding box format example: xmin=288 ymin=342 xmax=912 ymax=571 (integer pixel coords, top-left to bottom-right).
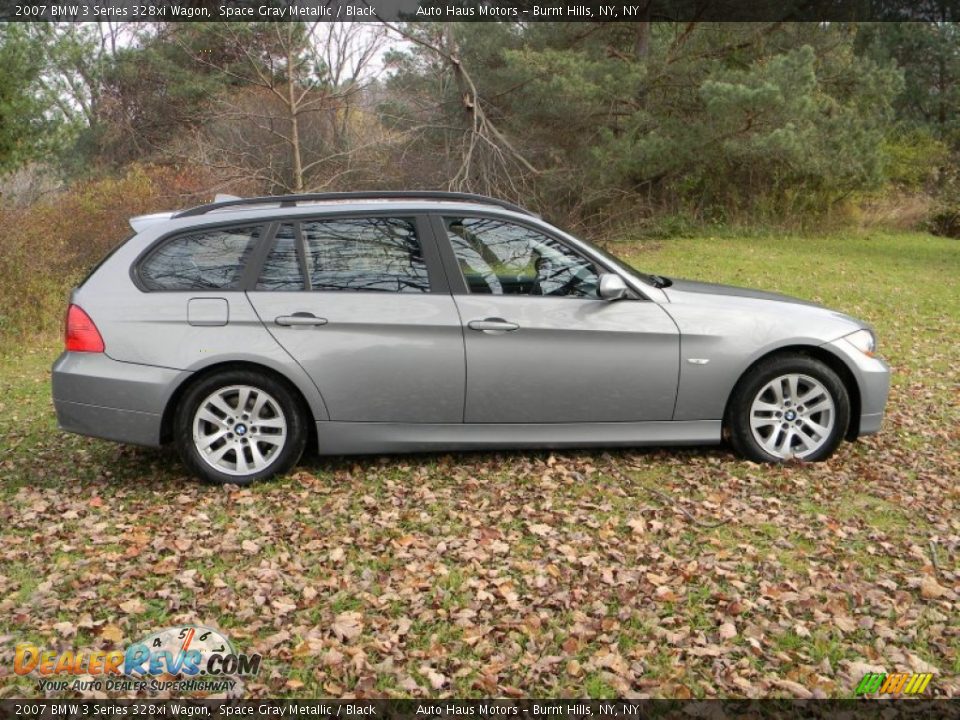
xmin=926 ymin=205 xmax=960 ymax=238
xmin=881 ymin=131 xmax=949 ymax=189
xmin=0 ymin=164 xmax=212 ymax=343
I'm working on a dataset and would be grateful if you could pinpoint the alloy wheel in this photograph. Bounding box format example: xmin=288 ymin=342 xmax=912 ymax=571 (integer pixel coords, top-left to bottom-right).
xmin=749 ymin=373 xmax=836 ymax=459
xmin=192 ymin=385 xmax=287 ymax=476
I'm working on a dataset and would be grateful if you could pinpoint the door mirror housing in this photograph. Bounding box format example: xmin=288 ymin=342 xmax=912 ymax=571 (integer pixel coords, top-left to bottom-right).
xmin=598 ymin=273 xmax=628 ymax=301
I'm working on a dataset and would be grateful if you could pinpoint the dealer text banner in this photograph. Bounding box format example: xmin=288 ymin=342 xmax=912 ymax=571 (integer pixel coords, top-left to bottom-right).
xmin=1 ymin=700 xmax=957 ymax=720
xmin=2 ymin=0 xmax=960 ymax=22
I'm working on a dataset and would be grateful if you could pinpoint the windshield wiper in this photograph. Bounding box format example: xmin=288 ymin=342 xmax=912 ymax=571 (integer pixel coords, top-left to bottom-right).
xmin=649 ymin=274 xmax=671 ymax=288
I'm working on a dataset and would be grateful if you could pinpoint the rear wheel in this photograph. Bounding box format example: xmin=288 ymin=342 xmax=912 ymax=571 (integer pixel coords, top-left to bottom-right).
xmin=174 ymin=370 xmax=307 ymax=484
xmin=727 ymin=355 xmax=850 ymax=462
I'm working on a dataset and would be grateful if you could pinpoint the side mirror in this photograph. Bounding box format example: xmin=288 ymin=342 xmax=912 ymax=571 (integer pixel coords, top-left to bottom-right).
xmin=598 ymin=273 xmax=628 ymax=301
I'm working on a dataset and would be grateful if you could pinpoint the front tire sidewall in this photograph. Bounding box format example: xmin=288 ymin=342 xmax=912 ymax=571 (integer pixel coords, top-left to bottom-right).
xmin=728 ymin=356 xmax=850 ymax=463
xmin=175 ymin=371 xmax=307 ymax=484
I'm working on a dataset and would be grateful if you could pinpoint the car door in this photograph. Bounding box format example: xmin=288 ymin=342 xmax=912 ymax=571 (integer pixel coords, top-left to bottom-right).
xmin=434 ymin=214 xmax=680 ymax=423
xmin=246 ymin=215 xmax=465 ymax=423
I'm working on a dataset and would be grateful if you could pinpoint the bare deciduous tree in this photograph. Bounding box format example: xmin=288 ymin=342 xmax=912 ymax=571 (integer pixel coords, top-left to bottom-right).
xmin=179 ymin=22 xmax=387 ymax=194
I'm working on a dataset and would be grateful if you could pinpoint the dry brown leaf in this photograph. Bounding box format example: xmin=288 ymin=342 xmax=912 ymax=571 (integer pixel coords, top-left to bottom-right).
xmin=627 ymin=517 xmax=647 ymax=535
xmin=323 ymin=648 xmax=344 ymax=667
xmin=271 ymin=598 xmax=297 ymax=615
xmin=419 ymin=665 xmax=447 ymax=689
xmin=119 ymin=599 xmax=146 ymax=615
xmin=718 ymin=622 xmax=737 ymax=640
xmin=834 ymin=616 xmax=857 ymax=633
xmin=101 ymin=624 xmax=124 ymax=643
xmin=241 ymin=539 xmax=259 ymax=554
xmin=773 ymin=679 xmax=813 ymax=699
xmin=332 ymin=611 xmax=364 ymax=642
xmin=53 ymin=621 xmax=76 ymax=637
xmin=920 ymin=575 xmax=948 ymax=599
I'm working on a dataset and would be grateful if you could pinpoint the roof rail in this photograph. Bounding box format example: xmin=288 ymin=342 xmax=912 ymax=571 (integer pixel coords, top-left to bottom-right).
xmin=173 ymin=191 xmax=535 ymax=218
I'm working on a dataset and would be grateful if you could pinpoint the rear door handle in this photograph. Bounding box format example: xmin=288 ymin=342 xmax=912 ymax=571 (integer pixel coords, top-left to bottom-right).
xmin=275 ymin=313 xmax=328 ymax=327
xmin=468 ymin=317 xmax=519 ymax=333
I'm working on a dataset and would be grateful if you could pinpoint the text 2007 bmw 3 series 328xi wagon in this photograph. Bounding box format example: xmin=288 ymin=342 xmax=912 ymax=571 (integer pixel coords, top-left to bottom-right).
xmin=52 ymin=191 xmax=890 ymax=484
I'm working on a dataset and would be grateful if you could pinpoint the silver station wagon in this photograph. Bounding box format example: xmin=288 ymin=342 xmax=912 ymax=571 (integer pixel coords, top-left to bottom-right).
xmin=53 ymin=191 xmax=890 ymax=484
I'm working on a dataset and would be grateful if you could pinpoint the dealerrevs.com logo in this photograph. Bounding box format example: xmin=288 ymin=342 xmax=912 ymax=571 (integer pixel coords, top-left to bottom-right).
xmin=15 ymin=625 xmax=261 ymax=694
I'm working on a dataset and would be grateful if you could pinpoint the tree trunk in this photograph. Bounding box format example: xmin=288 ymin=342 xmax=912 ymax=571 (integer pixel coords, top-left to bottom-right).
xmin=634 ymin=21 xmax=650 ymax=59
xmin=287 ymin=45 xmax=304 ymax=193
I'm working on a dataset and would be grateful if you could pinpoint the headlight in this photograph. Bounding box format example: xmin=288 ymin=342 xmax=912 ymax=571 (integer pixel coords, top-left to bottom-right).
xmin=843 ymin=328 xmax=876 ymax=357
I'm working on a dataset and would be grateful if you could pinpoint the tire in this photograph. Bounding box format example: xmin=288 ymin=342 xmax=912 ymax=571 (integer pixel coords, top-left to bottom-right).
xmin=726 ymin=354 xmax=850 ymax=463
xmin=174 ymin=369 xmax=307 ymax=484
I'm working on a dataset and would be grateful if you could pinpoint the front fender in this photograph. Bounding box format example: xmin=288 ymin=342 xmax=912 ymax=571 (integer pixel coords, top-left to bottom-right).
xmin=663 ymin=296 xmax=867 ymax=421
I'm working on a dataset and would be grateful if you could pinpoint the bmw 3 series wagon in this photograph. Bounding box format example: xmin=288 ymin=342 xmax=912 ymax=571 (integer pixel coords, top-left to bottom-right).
xmin=53 ymin=191 xmax=890 ymax=484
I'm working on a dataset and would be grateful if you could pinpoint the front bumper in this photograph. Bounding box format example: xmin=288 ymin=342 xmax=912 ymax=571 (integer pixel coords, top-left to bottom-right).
xmin=52 ymin=352 xmax=189 ymax=447
xmin=824 ymin=338 xmax=891 ymax=438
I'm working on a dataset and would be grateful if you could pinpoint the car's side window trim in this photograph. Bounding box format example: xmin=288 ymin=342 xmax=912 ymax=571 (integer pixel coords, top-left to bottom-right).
xmin=133 ymin=222 xmax=268 ymax=293
xmin=411 ymin=214 xmax=452 ymax=295
xmin=428 ymin=213 xmax=470 ymax=295
xmin=429 ymin=211 xmax=649 ymax=301
xmin=239 ymin=221 xmax=282 ymax=290
xmin=294 ymin=222 xmax=312 ymax=292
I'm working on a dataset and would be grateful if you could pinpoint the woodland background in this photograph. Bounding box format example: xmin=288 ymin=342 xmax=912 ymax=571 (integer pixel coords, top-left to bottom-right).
xmin=1 ymin=21 xmax=960 ymax=336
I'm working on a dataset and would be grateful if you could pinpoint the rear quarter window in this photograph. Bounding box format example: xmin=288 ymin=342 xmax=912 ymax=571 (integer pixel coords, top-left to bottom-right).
xmin=139 ymin=225 xmax=262 ymax=291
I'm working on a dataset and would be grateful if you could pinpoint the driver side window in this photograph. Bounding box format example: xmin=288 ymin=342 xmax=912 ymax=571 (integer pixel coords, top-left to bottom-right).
xmin=443 ymin=216 xmax=600 ymax=298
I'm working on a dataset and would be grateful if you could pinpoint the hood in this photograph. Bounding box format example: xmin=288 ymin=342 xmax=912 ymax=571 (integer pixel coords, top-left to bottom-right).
xmin=663 ymin=278 xmax=823 ymax=308
xmin=659 ymin=276 xmax=869 ymax=345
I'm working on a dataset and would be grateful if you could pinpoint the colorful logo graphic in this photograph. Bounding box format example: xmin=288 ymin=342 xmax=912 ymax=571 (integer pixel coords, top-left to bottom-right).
xmin=15 ymin=625 xmax=261 ymax=693
xmin=854 ymin=672 xmax=933 ymax=696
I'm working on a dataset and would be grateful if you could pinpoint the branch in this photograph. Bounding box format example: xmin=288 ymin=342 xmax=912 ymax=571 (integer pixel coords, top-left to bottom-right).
xmin=379 ymin=20 xmax=539 ymax=185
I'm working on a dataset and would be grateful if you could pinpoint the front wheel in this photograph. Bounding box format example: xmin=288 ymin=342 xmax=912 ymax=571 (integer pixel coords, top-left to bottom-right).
xmin=726 ymin=355 xmax=850 ymax=462
xmin=174 ymin=370 xmax=307 ymax=484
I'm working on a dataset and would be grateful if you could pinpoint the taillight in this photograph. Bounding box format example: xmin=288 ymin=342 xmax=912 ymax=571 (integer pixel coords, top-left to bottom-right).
xmin=64 ymin=304 xmax=105 ymax=353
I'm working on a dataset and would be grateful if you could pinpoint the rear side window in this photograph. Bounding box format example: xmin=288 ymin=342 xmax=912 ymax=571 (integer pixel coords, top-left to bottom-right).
xmin=140 ymin=225 xmax=261 ymax=291
xmin=301 ymin=217 xmax=429 ymax=293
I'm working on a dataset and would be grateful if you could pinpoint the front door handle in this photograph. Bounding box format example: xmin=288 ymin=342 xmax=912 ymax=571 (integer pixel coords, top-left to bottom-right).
xmin=468 ymin=317 xmax=519 ymax=333
xmin=275 ymin=313 xmax=328 ymax=327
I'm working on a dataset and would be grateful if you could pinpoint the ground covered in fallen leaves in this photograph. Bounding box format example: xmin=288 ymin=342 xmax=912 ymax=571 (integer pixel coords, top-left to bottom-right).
xmin=0 ymin=230 xmax=957 ymax=699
